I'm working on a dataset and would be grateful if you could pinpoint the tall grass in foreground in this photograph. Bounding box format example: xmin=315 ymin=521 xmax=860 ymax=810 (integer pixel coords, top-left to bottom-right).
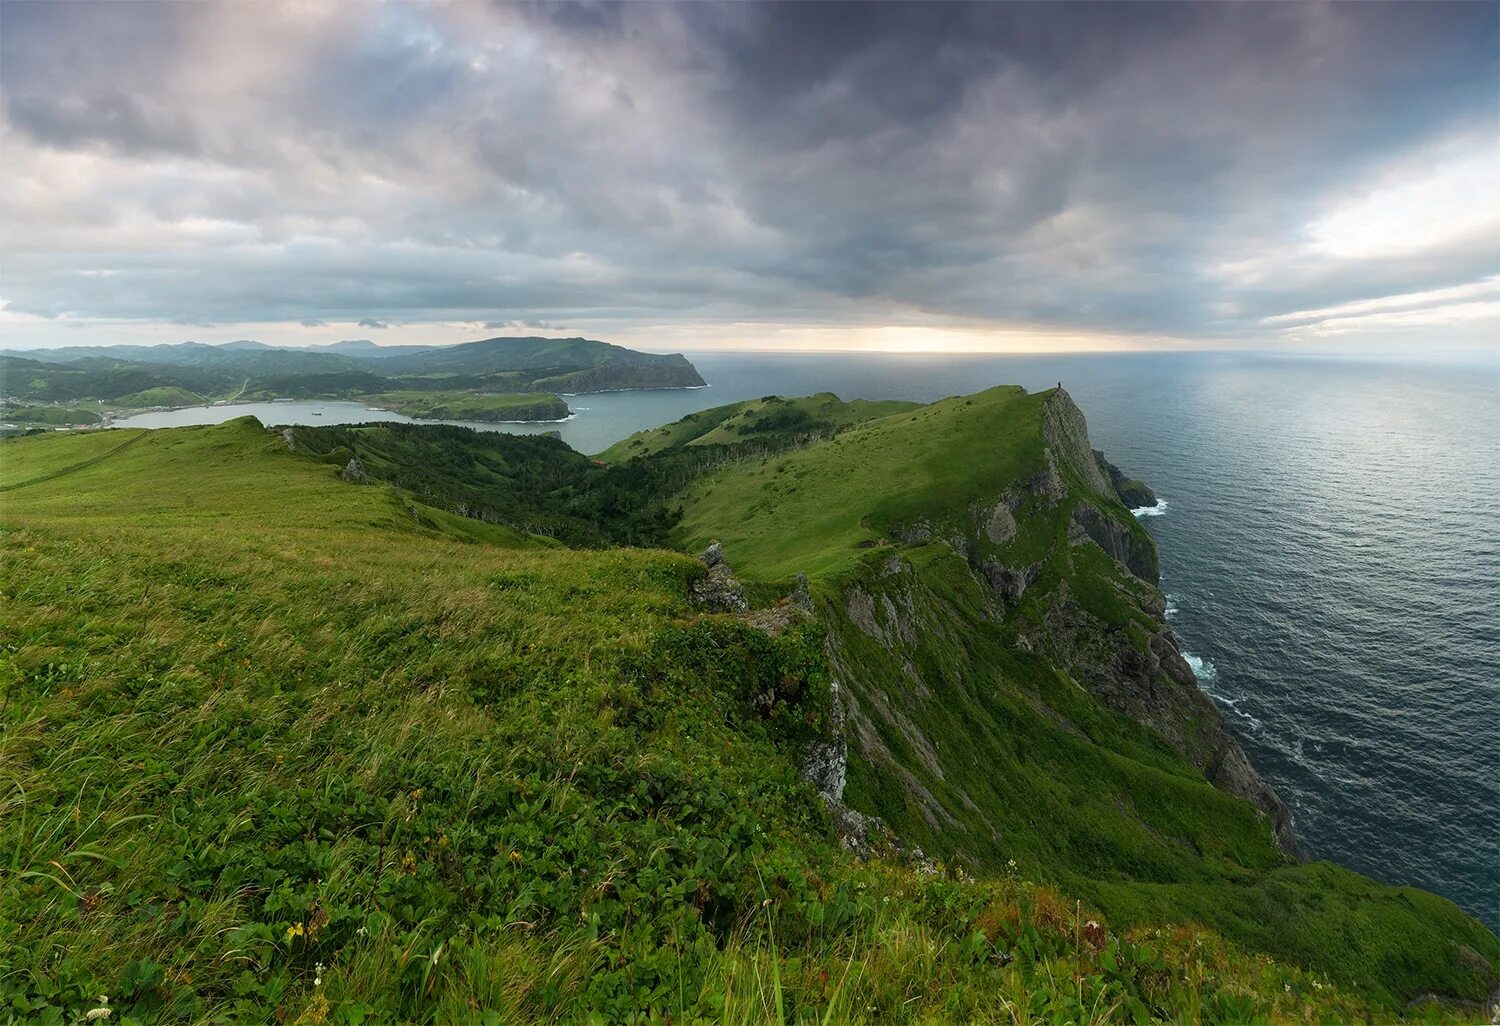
xmin=0 ymin=422 xmax=1490 ymax=1023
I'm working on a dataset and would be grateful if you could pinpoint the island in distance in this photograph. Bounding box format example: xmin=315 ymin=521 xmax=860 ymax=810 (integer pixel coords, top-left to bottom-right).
xmin=0 ymin=335 xmax=707 ymax=430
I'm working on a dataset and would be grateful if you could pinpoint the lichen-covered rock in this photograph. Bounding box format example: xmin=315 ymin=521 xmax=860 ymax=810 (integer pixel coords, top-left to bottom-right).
xmin=340 ymin=458 xmax=367 ymax=483
xmin=702 ymin=540 xmax=726 ymax=568
xmin=688 ymin=542 xmax=748 ymax=612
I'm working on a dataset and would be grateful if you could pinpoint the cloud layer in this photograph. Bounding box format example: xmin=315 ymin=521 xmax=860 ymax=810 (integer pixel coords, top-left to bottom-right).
xmin=2 ymin=1 xmax=1496 ymax=350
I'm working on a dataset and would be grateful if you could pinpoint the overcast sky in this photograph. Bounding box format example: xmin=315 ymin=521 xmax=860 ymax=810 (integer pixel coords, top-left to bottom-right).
xmin=2 ymin=1 xmax=1496 ymax=352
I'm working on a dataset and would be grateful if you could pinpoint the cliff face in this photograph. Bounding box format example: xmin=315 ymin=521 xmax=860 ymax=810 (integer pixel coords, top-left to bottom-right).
xmin=819 ymin=389 xmax=1300 ymax=862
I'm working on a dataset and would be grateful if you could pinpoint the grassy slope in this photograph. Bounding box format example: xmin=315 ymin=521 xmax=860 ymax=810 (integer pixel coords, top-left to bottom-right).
xmin=0 ymin=407 xmax=103 ymax=425
xmin=673 ymin=387 xmax=1046 ymax=583
xmin=109 ymin=386 xmax=210 ymax=409
xmin=673 ymin=385 xmax=1500 ymax=1008
xmin=597 ymin=393 xmax=921 ymax=462
xmin=0 ymin=418 xmax=1432 ymax=1025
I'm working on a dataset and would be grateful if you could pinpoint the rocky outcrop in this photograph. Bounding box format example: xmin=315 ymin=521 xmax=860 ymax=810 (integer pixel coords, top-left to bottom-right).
xmin=1095 ymin=450 xmax=1158 ymax=509
xmin=1043 ymin=390 xmax=1113 ymax=495
xmin=689 ymin=541 xmax=748 ymax=612
xmin=1033 ymin=579 xmax=1303 ymax=860
xmin=1068 ymin=503 xmax=1159 ymax=584
xmin=339 ymin=457 xmax=367 ymax=483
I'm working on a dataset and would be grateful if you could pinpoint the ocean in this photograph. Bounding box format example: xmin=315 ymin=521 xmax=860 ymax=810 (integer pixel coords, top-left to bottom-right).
xmin=116 ymin=349 xmax=1500 ymax=929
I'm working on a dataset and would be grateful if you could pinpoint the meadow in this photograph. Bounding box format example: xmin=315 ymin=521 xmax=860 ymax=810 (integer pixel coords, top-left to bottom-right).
xmin=1 ymin=409 xmax=1493 ymax=1024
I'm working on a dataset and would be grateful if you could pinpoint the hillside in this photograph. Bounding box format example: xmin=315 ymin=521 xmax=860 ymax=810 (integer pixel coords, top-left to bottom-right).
xmin=1 ymin=396 xmax=1495 ymax=1024
xmin=596 ymin=392 xmax=920 ymax=462
xmin=361 ymin=390 xmax=571 ymax=423
xmin=669 ymin=385 xmax=1499 ymax=1004
xmin=370 ymin=336 xmax=706 ymax=392
xmin=0 ymin=337 xmax=705 ymax=415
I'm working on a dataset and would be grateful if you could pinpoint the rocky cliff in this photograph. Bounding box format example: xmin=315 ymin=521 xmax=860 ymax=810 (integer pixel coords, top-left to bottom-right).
xmin=812 ymin=389 xmax=1301 ymax=862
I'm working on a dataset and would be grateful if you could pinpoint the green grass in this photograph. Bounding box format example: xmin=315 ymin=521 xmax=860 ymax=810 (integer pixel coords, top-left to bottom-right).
xmin=672 ymin=385 xmax=1500 ymax=1007
xmin=672 ymin=387 xmax=1045 ymax=583
xmin=595 ymin=393 xmax=920 ymax=462
xmin=0 ymin=413 xmax=1493 ymax=1024
xmin=0 ymin=406 xmax=102 ymax=426
xmin=108 ymin=386 xmax=208 ymax=409
xmin=363 ymin=390 xmax=571 ymax=422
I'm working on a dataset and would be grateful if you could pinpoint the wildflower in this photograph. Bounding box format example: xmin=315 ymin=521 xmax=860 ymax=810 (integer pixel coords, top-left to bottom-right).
xmin=85 ymin=996 xmax=110 ymax=1020
xmin=762 ymin=898 xmax=772 ymax=908
xmin=356 ymin=925 xmax=367 ymax=937
xmin=285 ymin=922 xmax=305 ymax=942
xmin=508 ymin=850 xmax=522 ymax=863
xmin=314 ymin=962 xmax=324 ymax=988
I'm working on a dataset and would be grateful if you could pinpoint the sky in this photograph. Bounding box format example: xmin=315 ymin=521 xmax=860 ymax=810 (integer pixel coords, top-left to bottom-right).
xmin=2 ymin=1 xmax=1497 ymax=354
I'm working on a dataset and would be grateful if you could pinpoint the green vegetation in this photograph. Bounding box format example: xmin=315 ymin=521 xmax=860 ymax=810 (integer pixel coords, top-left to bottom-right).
xmin=1 ymin=394 xmax=1494 ymax=1024
xmin=672 ymin=385 xmax=1500 ymax=1006
xmin=673 ymin=387 xmax=1046 ymax=582
xmin=0 ymin=406 xmax=102 ymax=425
xmin=597 ymin=393 xmax=919 ymax=462
xmin=109 ymin=386 xmax=210 ymax=409
xmin=0 ymin=337 xmax=704 ymax=412
xmin=287 ymin=423 xmax=683 ymax=546
xmin=364 ymin=390 xmax=571 ymax=422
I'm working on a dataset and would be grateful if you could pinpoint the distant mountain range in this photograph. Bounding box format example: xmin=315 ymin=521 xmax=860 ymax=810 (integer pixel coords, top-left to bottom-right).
xmin=0 ymin=336 xmax=706 ymax=407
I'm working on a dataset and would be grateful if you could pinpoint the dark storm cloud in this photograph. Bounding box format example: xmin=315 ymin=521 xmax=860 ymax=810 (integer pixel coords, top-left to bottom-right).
xmin=2 ymin=0 xmax=1496 ymax=346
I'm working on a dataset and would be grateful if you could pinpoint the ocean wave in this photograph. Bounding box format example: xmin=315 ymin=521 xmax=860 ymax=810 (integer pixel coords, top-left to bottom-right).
xmin=1182 ymin=651 xmax=1216 ymax=681
xmin=1132 ymin=499 xmax=1168 ymax=517
xmin=1184 ymin=652 xmax=1265 ymax=732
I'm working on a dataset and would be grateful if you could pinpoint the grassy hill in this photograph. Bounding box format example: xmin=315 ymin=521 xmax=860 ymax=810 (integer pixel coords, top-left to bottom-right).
xmin=1 ymin=403 xmax=1494 ymax=1024
xmin=371 ymin=337 xmax=704 ymax=391
xmin=362 ymin=390 xmax=571 ymax=423
xmin=670 ymin=385 xmax=1500 ymax=1007
xmin=596 ymin=393 xmax=920 ymax=462
xmin=0 ymin=338 xmax=705 ymax=417
xmin=0 ymin=406 xmax=103 ymax=426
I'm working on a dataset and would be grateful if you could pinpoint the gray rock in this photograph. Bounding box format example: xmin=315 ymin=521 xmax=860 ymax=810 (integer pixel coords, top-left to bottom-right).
xmin=340 ymin=458 xmax=367 ymax=483
xmin=974 ymin=498 xmax=1017 ymax=544
xmin=978 ymin=559 xmax=1041 ymax=603
xmin=790 ymin=572 xmax=814 ymax=614
xmin=1094 ymin=450 xmax=1158 ymax=508
xmin=1068 ymin=504 xmax=1159 ymax=584
xmin=1042 ymin=389 xmax=1113 ymax=495
xmin=689 ymin=542 xmax=747 ymax=612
